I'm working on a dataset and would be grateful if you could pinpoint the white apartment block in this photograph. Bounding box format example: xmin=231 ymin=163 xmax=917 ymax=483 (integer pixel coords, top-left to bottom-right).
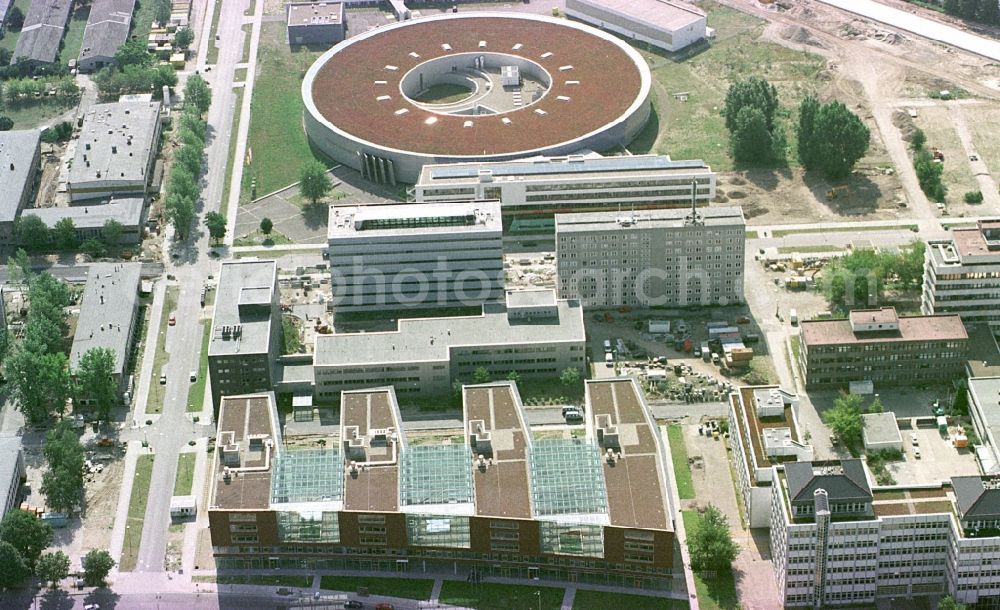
xmin=555 ymin=206 xmax=745 ymax=308
xmin=327 ymin=201 xmax=504 ymax=312
xmin=564 ymin=0 xmax=707 ymax=53
xmin=414 ymin=154 xmax=716 ymax=215
xmin=923 ymin=220 xmax=1000 ymax=335
xmin=311 ymin=289 xmax=586 ymax=400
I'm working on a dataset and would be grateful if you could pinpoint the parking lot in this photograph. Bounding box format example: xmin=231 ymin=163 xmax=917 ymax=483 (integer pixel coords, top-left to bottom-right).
xmin=888 ymin=419 xmax=980 ymax=485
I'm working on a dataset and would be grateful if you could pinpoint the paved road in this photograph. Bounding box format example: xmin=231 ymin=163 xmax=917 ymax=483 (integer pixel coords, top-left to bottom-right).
xmin=1 ymin=589 xmax=301 ymax=610
xmin=816 ymin=0 xmax=1000 ymax=61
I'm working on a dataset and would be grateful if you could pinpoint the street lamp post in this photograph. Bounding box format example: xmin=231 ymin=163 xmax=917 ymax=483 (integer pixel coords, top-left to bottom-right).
xmin=535 ymin=589 xmax=541 ymax=610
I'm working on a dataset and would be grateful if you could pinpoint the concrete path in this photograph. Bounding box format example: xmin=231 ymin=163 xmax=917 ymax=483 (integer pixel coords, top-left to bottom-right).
xmin=180 ymin=436 xmax=210 ymax=575
xmin=946 ymin=101 xmax=1000 ymax=214
xmin=108 ymin=441 xmax=152 ymax=572
xmin=133 ymin=280 xmax=165 ymax=423
xmin=560 ymin=587 xmax=575 ymax=610
xmin=430 ymin=578 xmax=443 ymax=604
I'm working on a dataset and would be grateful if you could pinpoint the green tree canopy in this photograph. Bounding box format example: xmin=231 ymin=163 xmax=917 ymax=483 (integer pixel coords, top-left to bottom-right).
xmin=7 ymin=348 xmax=71 ymax=426
xmin=806 ymin=101 xmax=870 ymax=180
xmin=259 ymin=217 xmax=273 ymax=235
xmin=796 ymin=94 xmax=820 ymax=167
xmin=938 ymin=595 xmax=967 ymax=610
xmin=688 ymin=505 xmax=739 ymax=574
xmin=0 ymin=541 xmax=28 ymax=590
xmin=14 ymin=214 xmax=50 ymax=248
xmin=81 ymin=549 xmax=115 ymax=587
xmin=299 ymin=161 xmax=332 ymax=204
xmin=0 ymin=115 xmax=13 ymax=131
xmin=165 ymin=192 xmax=195 ymax=238
xmin=41 ymin=421 xmax=85 ymax=514
xmin=560 ymin=367 xmax=581 ymax=387
xmin=76 ymin=347 xmax=118 ymax=422
xmin=910 ymin=127 xmax=926 ymax=151
xmin=174 ymin=144 xmax=202 ymax=177
xmin=184 ymin=73 xmax=212 ymax=115
xmin=204 ymin=211 xmax=227 ymax=243
xmin=729 ymin=106 xmax=773 ymax=163
xmin=114 ymin=39 xmax=154 ymax=68
xmin=472 ymin=367 xmax=491 ymax=384
xmin=915 ymin=148 xmax=946 ymax=202
xmin=101 ymin=219 xmax=123 ymax=248
xmin=174 ymin=27 xmax=195 ymax=50
xmin=35 ymin=551 xmax=70 ymax=588
xmin=724 ymin=77 xmax=779 ymax=132
xmin=823 ymin=393 xmax=864 ymax=450
xmin=53 ymin=217 xmax=77 ymax=250
xmin=0 ymin=509 xmax=53 ymax=568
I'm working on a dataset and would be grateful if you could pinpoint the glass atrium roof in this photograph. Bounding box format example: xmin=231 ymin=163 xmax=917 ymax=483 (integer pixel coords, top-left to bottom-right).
xmin=400 ymin=444 xmax=473 ymax=507
xmin=270 ymin=448 xmax=344 ymax=504
xmin=529 ymin=439 xmax=608 ymax=516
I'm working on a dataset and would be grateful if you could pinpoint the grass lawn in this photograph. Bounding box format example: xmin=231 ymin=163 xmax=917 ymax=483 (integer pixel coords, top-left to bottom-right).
xmin=148 ymin=286 xmax=179 ymax=415
xmin=413 ymin=83 xmax=473 ymax=103
xmin=186 ymin=320 xmax=211 ymax=412
xmin=771 ymin=224 xmax=917 ymax=237
xmin=573 ymin=590 xmax=688 ymax=609
xmin=131 ymin=0 xmax=159 ymax=39
xmin=967 ymin=106 xmax=1000 ymax=181
xmin=913 ymin=106 xmax=979 ymax=202
xmin=668 ymin=424 xmax=695 ymax=500
xmin=232 ymin=229 xmax=293 ymax=247
xmin=439 ymin=582 xmax=564 ymax=610
xmin=219 ymin=87 xmax=245 ymax=219
xmin=638 ymin=1 xmax=825 ymax=171
xmin=745 ymin=231 xmax=758 ymax=239
xmin=57 ymin=4 xmax=90 ymax=66
xmin=195 ymin=574 xmax=312 ymax=587
xmin=0 ymin=0 xmax=31 ymax=53
xmin=120 ymin=454 xmax=155 ymax=571
xmin=234 ymin=247 xmax=306 ymax=258
xmin=173 ymin=452 xmax=196 ymax=496
xmin=319 ymin=576 xmax=434 ymax=600
xmin=207 ymin=0 xmax=224 ymax=64
xmin=776 ymin=245 xmax=845 ymax=254
xmin=4 ymin=100 xmax=77 ymax=130
xmin=242 ymin=22 xmax=330 ymax=200
xmin=681 ymin=511 xmax=739 ymax=610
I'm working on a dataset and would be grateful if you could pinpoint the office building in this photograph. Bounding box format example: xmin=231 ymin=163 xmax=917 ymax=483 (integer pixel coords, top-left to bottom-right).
xmin=208 ymin=260 xmax=280 ymax=408
xmin=208 ymin=378 xmax=675 ymax=588
xmin=26 ymin=198 xmax=146 ymax=245
xmin=965 ymin=376 xmax=1000 ymax=475
xmin=798 ymin=307 xmax=968 ymax=389
xmin=924 ymin=220 xmax=1000 ymax=335
xmin=0 ymin=129 xmax=41 ymax=241
xmin=327 ymin=202 xmax=503 ymax=312
xmin=12 ymin=0 xmax=73 ymax=65
xmin=67 ymin=100 xmax=162 ymax=201
xmin=555 ymin=206 xmax=745 ymax=308
xmin=0 ymin=436 xmax=24 ymax=518
xmin=69 ymin=263 xmax=142 ymax=401
xmin=311 ymin=289 xmax=584 ymax=400
xmin=77 ymin=0 xmax=136 ymax=73
xmin=414 ymin=154 xmax=716 ymax=217
xmin=564 ymin=0 xmax=707 ymax=53
xmin=286 ymin=2 xmax=345 ymax=45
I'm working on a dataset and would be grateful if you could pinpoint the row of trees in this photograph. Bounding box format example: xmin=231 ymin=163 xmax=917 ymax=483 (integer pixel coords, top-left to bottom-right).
xmin=2 ymin=76 xmax=79 ymax=105
xmin=13 ymin=215 xmax=125 ymax=256
xmin=724 ymin=78 xmax=870 ymax=179
xmin=910 ymin=128 xmax=947 ymax=202
xmin=942 ymin=0 xmax=1000 ymax=25
xmin=0 ymin=509 xmax=115 ymax=590
xmin=164 ymin=75 xmax=212 ymax=238
xmin=819 ymin=239 xmax=926 ymax=311
xmin=41 ymin=420 xmax=86 ymax=515
xmin=93 ymin=40 xmax=177 ymax=99
xmin=822 ymin=393 xmax=885 ymax=453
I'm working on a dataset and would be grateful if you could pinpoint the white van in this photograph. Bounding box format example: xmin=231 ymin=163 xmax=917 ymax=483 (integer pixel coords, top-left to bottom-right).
xmin=605 ymin=352 xmax=614 ymax=367
xmin=789 ymin=309 xmax=799 ymax=325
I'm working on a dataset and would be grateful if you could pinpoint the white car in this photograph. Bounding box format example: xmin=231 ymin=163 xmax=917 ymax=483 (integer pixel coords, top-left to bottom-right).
xmin=910 ymin=433 xmax=919 ymax=446
xmin=913 ymin=447 xmax=921 ymax=459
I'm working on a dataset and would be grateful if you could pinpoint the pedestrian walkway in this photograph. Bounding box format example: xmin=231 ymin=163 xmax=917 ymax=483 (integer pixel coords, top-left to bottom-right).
xmin=430 ymin=578 xmax=443 ymax=604
xmin=132 ymin=280 xmax=165 ymax=424
xmin=560 ymin=587 xmax=575 ymax=610
xmin=108 ymin=441 xmax=152 ymax=571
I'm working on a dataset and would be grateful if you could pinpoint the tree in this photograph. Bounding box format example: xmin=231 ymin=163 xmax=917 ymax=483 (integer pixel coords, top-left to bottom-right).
xmin=14 ymin=214 xmax=50 ymax=248
xmin=688 ymin=505 xmax=739 ymax=574
xmin=7 ymin=348 xmax=71 ymax=426
xmin=101 ymin=219 xmax=123 ymax=248
xmin=560 ymin=367 xmax=581 ymax=387
xmin=259 ymin=217 xmax=273 ymax=236
xmin=472 ymin=367 xmax=491 ymax=384
xmin=41 ymin=422 xmax=85 ymax=514
xmin=0 ymin=541 xmax=28 ymax=590
xmin=173 ymin=144 xmax=202 ymax=177
xmin=910 ymin=127 xmax=926 ymax=151
xmin=152 ymin=0 xmax=172 ymax=26
xmin=808 ymin=101 xmax=870 ymax=180
xmin=6 ymin=5 xmax=24 ymax=31
xmin=823 ymin=393 xmax=864 ymax=450
xmin=506 ymin=371 xmax=521 ymax=384
xmin=179 ymin=110 xmax=207 ymax=143
xmin=0 ymin=509 xmax=53 ymax=568
xmin=35 ymin=551 xmax=70 ymax=588
xmin=168 ymin=165 xmax=199 ymax=202
xmin=53 ymin=217 xmax=77 ymax=250
xmin=165 ymin=192 xmax=195 ymax=238
xmin=729 ymin=106 xmax=773 ymax=163
xmin=299 ymin=161 xmax=332 ymax=204
xmin=174 ymin=27 xmax=194 ymax=50
xmin=938 ymin=596 xmax=967 ymax=610
xmin=915 ymin=148 xmax=946 ymax=202
xmin=867 ymin=396 xmax=884 ymax=414
xmin=184 ymin=73 xmax=211 ymax=114
xmin=81 ymin=239 xmax=106 ymax=259
xmin=204 ymin=211 xmax=227 ymax=243
xmin=6 ymin=249 xmax=32 ymax=287
xmin=76 ymin=347 xmax=118 ymax=422
xmin=0 ymin=47 xmax=10 ymax=67
xmin=0 ymin=115 xmax=13 ymax=131
xmin=115 ymin=39 xmax=153 ymax=68
xmin=81 ymin=549 xmax=115 ymax=587
xmin=796 ymin=95 xmax=820 ymax=167
xmin=724 ymin=77 xmax=779 ymax=132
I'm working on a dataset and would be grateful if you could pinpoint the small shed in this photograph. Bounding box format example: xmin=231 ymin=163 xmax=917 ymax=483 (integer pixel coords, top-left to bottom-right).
xmin=169 ymin=495 xmax=197 ymax=519
xmin=862 ymin=412 xmax=902 ymax=452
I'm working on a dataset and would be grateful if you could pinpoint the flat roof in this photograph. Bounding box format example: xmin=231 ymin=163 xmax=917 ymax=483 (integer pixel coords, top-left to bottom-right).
xmin=69 ymin=263 xmax=141 ymax=375
xmin=862 ymin=412 xmax=901 ymax=445
xmin=801 ymin=313 xmax=968 ymax=346
xmin=506 ymin=289 xmax=556 ymax=309
xmin=569 ymin=0 xmax=706 ymax=32
xmin=78 ymin=0 xmax=134 ymax=63
xmin=419 ymin=154 xmax=711 ymax=184
xmin=26 ymin=198 xmax=144 ymax=230
xmin=13 ymin=0 xmax=73 ymax=64
xmin=0 ymin=435 xmax=23 ymax=515
xmin=0 ymin=130 xmax=41 ymax=225
xmin=328 ymin=201 xmax=501 ymax=239
xmin=555 ymin=206 xmax=745 ymax=233
xmin=67 ymin=100 xmax=161 ymax=190
xmin=210 ymin=393 xmax=281 ymax=511
xmin=465 ymin=382 xmax=533 ymax=519
xmin=586 ymin=378 xmax=671 ymax=531
xmin=730 ymin=386 xmax=800 ymax=480
xmin=341 ymin=388 xmax=403 ymax=513
xmin=287 ymin=1 xmax=343 ymax=26
xmin=209 ymin=260 xmax=277 ymax=357
xmin=313 ymin=298 xmax=584 ymax=367
xmin=850 ymin=307 xmax=898 ymax=326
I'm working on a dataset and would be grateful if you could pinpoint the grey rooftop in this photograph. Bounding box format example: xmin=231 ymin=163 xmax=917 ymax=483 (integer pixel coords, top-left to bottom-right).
xmin=421 ymin=154 xmax=711 ymax=183
xmin=0 ymin=130 xmax=41 ymax=225
xmin=26 ymin=198 xmax=144 ymax=230
xmin=78 ymin=0 xmax=135 ymax=64
xmin=13 ymin=0 xmax=73 ymax=64
xmin=328 ymin=201 xmax=501 ymax=239
xmin=555 ymin=206 xmax=745 ymax=232
xmin=67 ymin=100 xmax=161 ymax=188
xmin=70 ymin=263 xmax=142 ymax=375
xmin=209 ymin=260 xmax=277 ymax=357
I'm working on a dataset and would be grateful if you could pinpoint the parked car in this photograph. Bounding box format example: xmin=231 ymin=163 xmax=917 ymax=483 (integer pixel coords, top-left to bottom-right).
xmin=562 ymin=407 xmax=583 ymax=422
xmin=160 ymin=373 xmax=167 ymax=384
xmin=190 ymin=371 xmax=197 ymax=382
xmin=910 ymin=432 xmax=919 ymax=446
xmin=168 ymin=313 xmax=177 ymax=326
xmin=344 ymin=602 xmax=363 ymax=610
xmin=913 ymin=447 xmax=921 ymax=459
xmin=376 ymin=603 xmax=395 ymax=610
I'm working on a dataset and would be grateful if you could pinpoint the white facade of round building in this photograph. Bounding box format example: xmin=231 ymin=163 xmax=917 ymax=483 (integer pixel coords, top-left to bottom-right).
xmin=301 ymin=12 xmax=652 ymax=184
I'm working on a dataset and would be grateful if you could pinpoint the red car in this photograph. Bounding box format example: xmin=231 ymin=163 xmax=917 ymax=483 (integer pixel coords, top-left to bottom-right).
xmin=168 ymin=313 xmax=176 ymax=326
xmin=375 ymin=604 xmax=395 ymax=610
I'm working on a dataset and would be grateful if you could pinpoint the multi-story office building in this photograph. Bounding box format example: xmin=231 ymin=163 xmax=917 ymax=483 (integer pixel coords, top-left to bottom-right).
xmin=286 ymin=2 xmax=345 ymax=45
xmin=967 ymin=376 xmax=1000 ymax=475
xmin=555 ymin=206 xmax=745 ymax=308
xmin=924 ymin=220 xmax=1000 ymax=335
xmin=727 ymin=385 xmax=812 ymax=528
xmin=69 ymin=263 xmax=142 ymax=402
xmin=208 ymin=260 xmax=280 ymax=408
xmin=798 ymin=307 xmax=968 ymax=389
xmin=208 ymin=378 xmax=676 ymax=589
xmin=311 ymin=289 xmax=585 ymax=400
xmin=67 ymin=99 xmax=162 ymax=201
xmin=327 ymin=202 xmax=503 ymax=312
xmin=413 ymin=154 xmax=716 ymax=218
xmin=564 ymin=0 xmax=707 ymax=53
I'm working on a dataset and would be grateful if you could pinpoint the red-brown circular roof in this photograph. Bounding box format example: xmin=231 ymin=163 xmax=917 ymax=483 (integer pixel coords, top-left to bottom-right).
xmin=306 ymin=14 xmax=646 ymax=157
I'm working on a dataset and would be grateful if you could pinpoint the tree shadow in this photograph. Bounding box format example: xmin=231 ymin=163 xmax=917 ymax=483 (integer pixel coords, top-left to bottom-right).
xmin=736 ymin=166 xmax=794 ymax=193
xmin=301 ymin=201 xmax=329 ymax=231
xmin=37 ymin=588 xmax=74 ymax=610
xmin=802 ymin=171 xmax=884 ymax=216
xmin=83 ymin=587 xmax=120 ymax=609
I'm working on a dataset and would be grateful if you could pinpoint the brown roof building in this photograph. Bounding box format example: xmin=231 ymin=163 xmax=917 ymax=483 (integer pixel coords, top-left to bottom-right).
xmin=799 ymin=307 xmax=968 ymax=389
xmin=207 ymin=379 xmax=677 ymax=589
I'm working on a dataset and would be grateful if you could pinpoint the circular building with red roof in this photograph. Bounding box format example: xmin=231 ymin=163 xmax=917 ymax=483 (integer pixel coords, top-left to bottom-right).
xmin=302 ymin=12 xmax=652 ymax=184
